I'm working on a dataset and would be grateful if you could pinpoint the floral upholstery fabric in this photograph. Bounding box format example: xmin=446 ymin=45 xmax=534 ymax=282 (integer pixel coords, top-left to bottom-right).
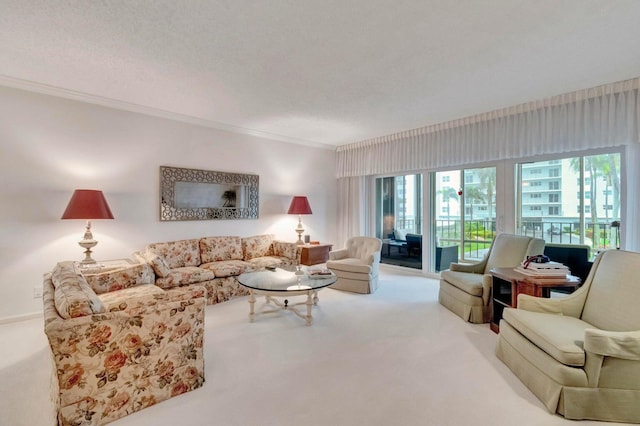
xmin=199 ymin=236 xmax=243 ymax=263
xmin=154 ymin=266 xmax=215 ymax=289
xmin=212 ymin=276 xmax=251 ymax=303
xmin=272 ymin=240 xmax=300 ymax=261
xmin=98 ymin=284 xmax=165 ymax=311
xmin=146 ymin=239 xmax=201 ymax=269
xmin=141 ymin=252 xmax=171 ymax=277
xmin=200 ymin=260 xmax=252 ymax=278
xmin=51 ymin=262 xmax=106 ymax=319
xmin=241 ymin=234 xmax=274 ymax=260
xmin=134 ymin=235 xmax=299 ymax=307
xmin=43 ymin=272 xmax=206 ymax=426
xmin=84 ymin=263 xmax=155 ymax=294
xmin=246 ymin=256 xmax=283 ymax=269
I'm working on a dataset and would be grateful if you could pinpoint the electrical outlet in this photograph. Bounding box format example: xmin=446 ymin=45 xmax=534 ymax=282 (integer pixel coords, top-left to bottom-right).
xmin=33 ymin=286 xmax=43 ymax=298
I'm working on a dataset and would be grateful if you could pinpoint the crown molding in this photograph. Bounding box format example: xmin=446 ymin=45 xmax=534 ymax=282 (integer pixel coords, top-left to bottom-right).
xmin=0 ymin=74 xmax=335 ymax=150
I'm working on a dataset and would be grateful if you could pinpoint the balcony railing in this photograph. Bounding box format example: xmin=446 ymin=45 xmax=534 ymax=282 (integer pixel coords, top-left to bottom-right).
xmin=435 ymin=218 xmax=617 ymax=261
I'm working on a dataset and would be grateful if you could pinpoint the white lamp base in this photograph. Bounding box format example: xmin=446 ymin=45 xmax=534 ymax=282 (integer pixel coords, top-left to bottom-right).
xmin=78 ymin=221 xmax=98 ymax=264
xmin=295 ymin=215 xmax=305 ymax=245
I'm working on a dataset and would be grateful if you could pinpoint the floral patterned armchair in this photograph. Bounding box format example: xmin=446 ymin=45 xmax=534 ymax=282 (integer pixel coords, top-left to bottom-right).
xmin=43 ymin=261 xmax=206 ymax=425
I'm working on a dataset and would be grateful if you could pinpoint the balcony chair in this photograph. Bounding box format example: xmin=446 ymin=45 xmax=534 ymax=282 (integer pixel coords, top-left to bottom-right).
xmin=406 ymin=233 xmax=422 ymax=257
xmin=326 ymin=237 xmax=383 ymax=294
xmin=438 ymin=233 xmax=545 ymax=323
xmin=496 ymin=249 xmax=640 ymax=423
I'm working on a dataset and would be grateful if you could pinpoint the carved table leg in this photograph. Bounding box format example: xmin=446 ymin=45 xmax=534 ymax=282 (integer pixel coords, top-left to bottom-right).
xmin=305 ymin=291 xmax=313 ymax=326
xmin=248 ymin=290 xmax=256 ymax=322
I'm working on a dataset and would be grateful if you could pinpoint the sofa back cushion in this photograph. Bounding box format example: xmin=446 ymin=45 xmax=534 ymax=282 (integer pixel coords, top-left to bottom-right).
xmin=582 ymin=250 xmax=640 ymax=331
xmin=51 ymin=261 xmax=105 ymax=319
xmin=242 ymin=234 xmax=274 ymax=260
xmin=146 ymin=239 xmax=201 ymax=268
xmin=200 ymin=236 xmax=243 ymax=263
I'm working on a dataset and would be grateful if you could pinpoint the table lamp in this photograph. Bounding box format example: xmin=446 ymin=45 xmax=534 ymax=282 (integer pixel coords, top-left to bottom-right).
xmin=61 ymin=189 xmax=114 ymax=264
xmin=287 ymin=196 xmax=312 ymax=245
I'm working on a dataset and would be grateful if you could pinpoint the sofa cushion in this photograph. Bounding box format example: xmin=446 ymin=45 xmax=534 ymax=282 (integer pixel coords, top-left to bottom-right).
xmin=200 ymin=260 xmax=252 ymax=278
xmin=242 ymin=234 xmax=273 ymax=260
xmin=247 ymin=256 xmax=283 ymax=269
xmin=144 ymin=252 xmax=171 ymax=278
xmin=146 ymin=239 xmax=201 ymax=268
xmin=325 ymin=258 xmax=372 ymax=274
xmin=52 ymin=261 xmax=106 ymax=318
xmin=439 ymin=270 xmax=484 ymax=296
xmin=154 ymin=266 xmax=215 ymax=289
xmin=200 ymin=236 xmax=243 ymax=263
xmin=503 ymin=308 xmax=592 ymax=366
xmin=98 ymin=283 xmax=165 ymax=312
xmin=84 ymin=263 xmax=155 ymax=294
xmin=394 ymin=229 xmax=407 ymax=241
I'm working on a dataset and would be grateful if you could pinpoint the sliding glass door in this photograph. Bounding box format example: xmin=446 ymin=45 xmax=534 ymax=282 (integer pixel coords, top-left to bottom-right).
xmin=375 ymin=174 xmax=423 ymax=269
xmin=433 ymin=166 xmax=496 ymax=262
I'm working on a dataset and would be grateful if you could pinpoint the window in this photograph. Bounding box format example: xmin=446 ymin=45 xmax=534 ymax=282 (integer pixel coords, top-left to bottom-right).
xmin=442 ymin=176 xmax=450 ymax=182
xmin=517 ymin=153 xmax=621 ymax=252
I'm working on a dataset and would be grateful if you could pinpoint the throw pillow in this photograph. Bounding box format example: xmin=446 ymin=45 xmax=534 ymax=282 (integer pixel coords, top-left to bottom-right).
xmin=394 ymin=229 xmax=407 ymax=241
xmin=145 ymin=252 xmax=171 ymax=277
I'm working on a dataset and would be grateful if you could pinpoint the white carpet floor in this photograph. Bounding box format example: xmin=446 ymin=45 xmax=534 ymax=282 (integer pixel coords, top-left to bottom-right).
xmin=0 ymin=266 xmax=622 ymax=425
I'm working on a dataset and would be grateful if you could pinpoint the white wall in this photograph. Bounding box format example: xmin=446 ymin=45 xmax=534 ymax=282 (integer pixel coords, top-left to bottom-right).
xmin=0 ymin=86 xmax=337 ymax=320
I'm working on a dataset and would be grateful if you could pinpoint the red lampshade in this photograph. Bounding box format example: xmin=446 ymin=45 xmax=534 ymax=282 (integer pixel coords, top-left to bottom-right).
xmin=287 ymin=196 xmax=312 ymax=215
xmin=61 ymin=189 xmax=115 ymax=220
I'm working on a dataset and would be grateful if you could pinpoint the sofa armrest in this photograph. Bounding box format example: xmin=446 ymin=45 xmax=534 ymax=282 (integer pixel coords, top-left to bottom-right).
xmin=584 ymin=329 xmax=640 ymax=361
xmin=329 ymin=248 xmax=348 ymax=261
xmin=517 ymin=284 xmax=588 ymax=317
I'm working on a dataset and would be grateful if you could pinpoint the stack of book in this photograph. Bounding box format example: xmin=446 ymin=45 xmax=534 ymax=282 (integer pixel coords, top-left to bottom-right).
xmin=515 ymin=261 xmax=570 ymax=281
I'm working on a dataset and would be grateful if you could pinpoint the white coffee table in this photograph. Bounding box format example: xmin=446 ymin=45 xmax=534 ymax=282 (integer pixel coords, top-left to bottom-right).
xmin=237 ymin=266 xmax=336 ymax=325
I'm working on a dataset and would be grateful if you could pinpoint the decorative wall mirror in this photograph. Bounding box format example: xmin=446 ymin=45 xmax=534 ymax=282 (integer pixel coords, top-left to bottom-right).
xmin=160 ymin=166 xmax=259 ymax=221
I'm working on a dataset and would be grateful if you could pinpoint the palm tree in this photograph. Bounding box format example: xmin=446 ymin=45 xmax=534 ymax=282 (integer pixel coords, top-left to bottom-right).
xmin=221 ymin=190 xmax=236 ymax=207
xmin=438 ymin=186 xmax=458 ymax=218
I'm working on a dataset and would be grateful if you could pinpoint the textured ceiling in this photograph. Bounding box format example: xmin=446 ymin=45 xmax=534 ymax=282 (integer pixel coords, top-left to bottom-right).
xmin=1 ymin=1 xmax=640 ymax=148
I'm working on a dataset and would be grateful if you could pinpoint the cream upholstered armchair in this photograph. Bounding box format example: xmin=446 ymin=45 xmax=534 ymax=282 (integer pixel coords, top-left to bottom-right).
xmin=496 ymin=249 xmax=640 ymax=423
xmin=326 ymin=237 xmax=382 ymax=294
xmin=439 ymin=233 xmax=545 ymax=323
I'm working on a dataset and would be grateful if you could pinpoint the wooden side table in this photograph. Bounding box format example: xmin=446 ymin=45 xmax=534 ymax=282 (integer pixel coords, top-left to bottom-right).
xmin=489 ymin=267 xmax=581 ymax=333
xmin=300 ymin=244 xmax=333 ymax=266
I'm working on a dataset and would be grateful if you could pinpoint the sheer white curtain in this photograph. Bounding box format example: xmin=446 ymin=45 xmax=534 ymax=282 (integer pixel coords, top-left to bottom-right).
xmin=335 ymin=176 xmax=374 ymax=248
xmin=335 ymin=77 xmax=640 ymax=249
xmin=337 ymin=78 xmax=640 ymax=178
xmin=624 ymin=143 xmax=640 ymax=252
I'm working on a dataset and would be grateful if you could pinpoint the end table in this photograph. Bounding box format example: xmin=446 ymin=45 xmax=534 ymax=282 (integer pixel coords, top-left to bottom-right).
xmin=489 ymin=267 xmax=581 ymax=333
xmin=300 ymin=244 xmax=333 ymax=266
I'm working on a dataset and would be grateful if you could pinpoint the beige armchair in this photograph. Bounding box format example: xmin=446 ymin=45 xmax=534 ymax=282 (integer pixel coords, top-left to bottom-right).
xmin=326 ymin=237 xmax=383 ymax=294
xmin=496 ymin=249 xmax=640 ymax=423
xmin=439 ymin=233 xmax=545 ymax=323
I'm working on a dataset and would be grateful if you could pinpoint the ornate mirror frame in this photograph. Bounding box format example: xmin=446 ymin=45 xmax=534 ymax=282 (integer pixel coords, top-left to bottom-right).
xmin=160 ymin=166 xmax=259 ymax=221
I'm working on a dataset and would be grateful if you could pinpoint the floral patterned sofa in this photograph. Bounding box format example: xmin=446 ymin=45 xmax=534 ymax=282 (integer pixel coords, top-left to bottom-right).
xmin=135 ymin=234 xmax=299 ymax=305
xmin=43 ymin=261 xmax=206 ymax=425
